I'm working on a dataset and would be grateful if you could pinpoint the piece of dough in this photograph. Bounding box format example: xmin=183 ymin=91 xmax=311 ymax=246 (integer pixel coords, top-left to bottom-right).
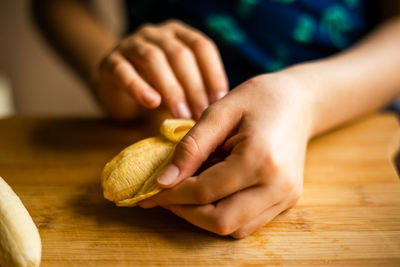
xmin=101 ymin=119 xmax=195 ymax=207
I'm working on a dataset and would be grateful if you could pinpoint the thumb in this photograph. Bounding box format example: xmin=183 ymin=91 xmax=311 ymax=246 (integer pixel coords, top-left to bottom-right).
xmin=156 ymin=102 xmax=241 ymax=188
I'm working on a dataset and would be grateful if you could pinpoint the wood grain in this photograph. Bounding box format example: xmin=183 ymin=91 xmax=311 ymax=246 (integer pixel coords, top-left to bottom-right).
xmin=0 ymin=114 xmax=399 ymax=266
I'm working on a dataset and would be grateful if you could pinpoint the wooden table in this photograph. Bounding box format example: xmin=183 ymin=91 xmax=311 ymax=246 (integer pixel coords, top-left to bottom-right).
xmin=0 ymin=113 xmax=399 ymax=266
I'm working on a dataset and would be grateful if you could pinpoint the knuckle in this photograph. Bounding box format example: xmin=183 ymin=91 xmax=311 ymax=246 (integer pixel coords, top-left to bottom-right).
xmin=99 ymin=49 xmax=121 ymax=72
xmin=108 ymin=60 xmax=124 ymax=77
xmin=125 ymin=37 xmax=142 ymax=51
xmin=170 ymin=45 xmax=192 ymax=61
xmin=177 ymin=133 xmax=203 ymax=162
xmin=211 ymin=214 xmax=236 ymax=236
xmin=191 ymin=36 xmax=213 ymax=51
xmin=265 ymin=153 xmax=281 ymax=176
xmin=141 ymin=47 xmax=164 ymax=62
xmin=164 ymin=19 xmax=182 ymax=28
xmin=137 ymin=23 xmax=154 ymax=35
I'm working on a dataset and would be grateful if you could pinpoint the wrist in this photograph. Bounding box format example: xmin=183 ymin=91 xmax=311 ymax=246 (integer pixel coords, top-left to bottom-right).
xmin=278 ymin=64 xmax=324 ymax=139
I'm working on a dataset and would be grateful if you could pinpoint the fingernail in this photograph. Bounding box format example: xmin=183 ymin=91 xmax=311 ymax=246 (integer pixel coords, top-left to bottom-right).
xmin=216 ymin=91 xmax=227 ymax=100
xmin=142 ymin=90 xmax=159 ymax=106
xmin=217 ymin=91 xmax=228 ymax=99
xmin=157 ymin=164 xmax=180 ymax=186
xmin=174 ymin=102 xmax=192 ymax=118
xmin=139 ymin=200 xmax=157 ymax=209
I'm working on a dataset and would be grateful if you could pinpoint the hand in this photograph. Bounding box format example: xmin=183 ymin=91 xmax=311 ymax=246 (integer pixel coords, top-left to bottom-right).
xmin=94 ymin=20 xmax=228 ymax=119
xmin=139 ymin=72 xmax=314 ymax=238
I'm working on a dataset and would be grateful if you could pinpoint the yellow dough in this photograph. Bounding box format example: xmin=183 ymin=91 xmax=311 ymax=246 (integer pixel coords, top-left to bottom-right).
xmin=101 ymin=119 xmax=195 ymax=207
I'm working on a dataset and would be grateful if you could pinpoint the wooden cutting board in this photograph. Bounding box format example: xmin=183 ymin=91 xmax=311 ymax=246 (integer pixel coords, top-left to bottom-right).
xmin=0 ymin=113 xmax=399 ymax=266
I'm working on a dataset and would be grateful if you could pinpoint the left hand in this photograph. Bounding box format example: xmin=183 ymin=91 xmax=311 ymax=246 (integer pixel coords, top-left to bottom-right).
xmin=94 ymin=20 xmax=228 ymax=120
xmin=139 ymin=72 xmax=314 ymax=238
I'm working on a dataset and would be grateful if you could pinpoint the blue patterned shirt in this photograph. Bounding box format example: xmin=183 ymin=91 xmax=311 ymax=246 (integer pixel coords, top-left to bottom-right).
xmin=125 ymin=0 xmax=372 ymax=87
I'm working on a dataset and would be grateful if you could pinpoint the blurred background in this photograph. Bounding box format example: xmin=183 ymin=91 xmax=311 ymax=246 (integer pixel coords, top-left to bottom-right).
xmin=0 ymin=0 xmax=126 ymax=118
xmin=1 ymin=1 xmax=399 ymax=119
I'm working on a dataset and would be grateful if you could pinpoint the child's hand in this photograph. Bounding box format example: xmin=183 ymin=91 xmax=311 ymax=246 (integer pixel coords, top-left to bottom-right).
xmin=138 ymin=72 xmax=314 ymax=238
xmin=94 ymin=20 xmax=228 ymax=119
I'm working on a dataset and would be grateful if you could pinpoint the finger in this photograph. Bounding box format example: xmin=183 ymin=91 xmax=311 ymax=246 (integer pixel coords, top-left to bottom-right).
xmin=162 ymin=185 xmax=280 ymax=236
xmin=96 ymin=76 xmax=140 ymax=120
xmin=155 ymin=100 xmax=242 ymax=188
xmin=145 ymin=35 xmax=209 ymax=119
xmin=121 ymin=38 xmax=192 ymax=118
xmin=173 ymin=23 xmax=229 ymax=103
xmin=230 ymin=203 xmax=285 ymax=239
xmin=146 ymin=155 xmax=257 ymax=206
xmin=222 ymin=132 xmax=247 ymax=152
xmin=101 ymin=51 xmax=161 ymax=109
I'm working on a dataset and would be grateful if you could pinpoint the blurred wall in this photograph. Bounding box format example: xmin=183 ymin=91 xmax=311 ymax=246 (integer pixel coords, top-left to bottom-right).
xmin=0 ymin=0 xmax=125 ymax=116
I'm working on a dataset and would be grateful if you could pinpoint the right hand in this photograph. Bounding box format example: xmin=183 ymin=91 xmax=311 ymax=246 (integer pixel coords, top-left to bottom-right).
xmin=94 ymin=20 xmax=229 ymax=120
xmin=138 ymin=72 xmax=313 ymax=237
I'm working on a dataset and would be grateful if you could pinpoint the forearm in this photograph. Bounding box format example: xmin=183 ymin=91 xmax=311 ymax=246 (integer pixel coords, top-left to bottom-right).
xmin=32 ymin=0 xmax=117 ymax=85
xmin=285 ymin=17 xmax=400 ymax=137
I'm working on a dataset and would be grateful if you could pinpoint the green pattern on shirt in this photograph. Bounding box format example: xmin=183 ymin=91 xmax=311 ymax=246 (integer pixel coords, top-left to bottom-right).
xmin=269 ymin=0 xmax=296 ymax=3
xmin=292 ymin=14 xmax=316 ymax=44
xmin=236 ymin=0 xmax=260 ymax=18
xmin=320 ymin=5 xmax=353 ymax=48
xmin=264 ymin=45 xmax=290 ymax=72
xmin=205 ymin=14 xmax=246 ymax=44
xmin=343 ymin=0 xmax=359 ymax=8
